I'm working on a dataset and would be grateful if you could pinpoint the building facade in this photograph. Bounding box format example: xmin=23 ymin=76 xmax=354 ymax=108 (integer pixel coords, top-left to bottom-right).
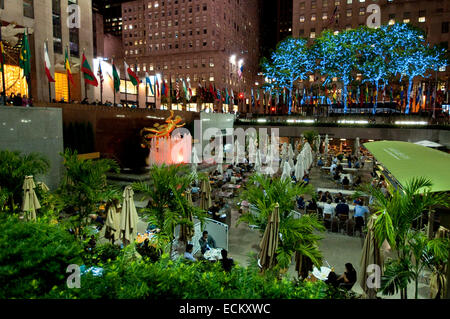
xmin=119 ymin=0 xmax=260 ymax=112
xmin=0 ymin=0 xmax=95 ymax=103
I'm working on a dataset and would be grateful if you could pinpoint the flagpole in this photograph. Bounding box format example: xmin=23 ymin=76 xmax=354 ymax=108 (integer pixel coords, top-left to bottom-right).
xmin=99 ymin=62 xmax=103 ymax=105
xmin=135 ymin=61 xmax=139 ymax=108
xmin=26 ymin=28 xmax=32 ymax=102
xmin=112 ymin=59 xmax=116 ymax=106
xmin=67 ymin=45 xmax=71 ymax=102
xmin=46 ymin=40 xmax=52 ymax=103
xmin=124 ymin=61 xmax=128 ymax=107
xmin=0 ymin=26 xmax=7 ymax=105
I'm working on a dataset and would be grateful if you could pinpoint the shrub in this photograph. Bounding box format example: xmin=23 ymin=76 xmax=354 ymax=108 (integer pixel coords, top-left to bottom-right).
xmin=0 ymin=216 xmax=83 ymax=299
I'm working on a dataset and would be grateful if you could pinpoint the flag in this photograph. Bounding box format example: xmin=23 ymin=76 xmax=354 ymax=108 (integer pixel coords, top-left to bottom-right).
xmin=188 ymin=80 xmax=192 ymax=100
xmin=416 ymin=85 xmax=422 ymax=106
xmin=0 ymin=34 xmax=5 ymax=72
xmin=209 ymin=83 xmax=214 ymax=96
xmin=225 ymin=88 xmax=229 ymax=104
xmin=155 ymin=77 xmax=160 ymax=97
xmin=145 ymin=72 xmax=154 ymax=95
xmin=251 ymin=88 xmax=255 ymax=106
xmin=176 ymin=79 xmax=180 ymax=100
xmin=124 ymin=61 xmax=140 ymax=86
xmin=43 ymin=42 xmax=55 ymax=82
xmin=161 ymin=78 xmax=168 ymax=97
xmin=326 ymin=6 xmax=339 ymax=28
xmin=19 ymin=31 xmax=31 ymax=78
xmin=81 ymin=53 xmax=98 ymax=87
xmin=64 ymin=47 xmax=75 ymax=86
xmin=97 ymin=61 xmax=104 ymax=85
xmin=216 ymin=88 xmax=221 ymax=100
xmin=230 ymin=88 xmax=234 ymax=103
xmin=112 ymin=61 xmax=120 ymax=93
xmin=365 ymin=84 xmax=369 ymax=103
xmin=238 ymin=65 xmax=243 ymax=79
xmin=182 ymin=78 xmax=189 ymax=100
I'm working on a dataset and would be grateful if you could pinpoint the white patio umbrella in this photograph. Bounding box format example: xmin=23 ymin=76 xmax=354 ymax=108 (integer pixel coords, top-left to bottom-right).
xmin=22 ymin=176 xmax=41 ymax=221
xmin=120 ymin=185 xmax=139 ymax=246
xmin=217 ymin=163 xmax=224 ymax=175
xmin=255 ymin=149 xmax=262 ymax=173
xmin=281 ymin=161 xmax=292 ymax=181
xmin=295 ymin=154 xmax=305 ymax=180
xmin=316 ymin=135 xmax=321 ymax=154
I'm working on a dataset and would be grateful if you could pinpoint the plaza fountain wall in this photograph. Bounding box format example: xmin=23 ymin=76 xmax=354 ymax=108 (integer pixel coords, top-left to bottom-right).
xmin=0 ymin=107 xmax=64 ymax=189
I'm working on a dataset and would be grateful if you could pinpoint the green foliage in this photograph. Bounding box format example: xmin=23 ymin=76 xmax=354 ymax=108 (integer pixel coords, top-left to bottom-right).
xmin=57 ymin=149 xmax=120 ymax=237
xmin=0 ymin=215 xmax=83 ymax=299
xmin=0 ymin=150 xmax=49 ymax=212
xmin=238 ymin=174 xmax=324 ymax=270
xmin=380 ymin=258 xmax=414 ymax=297
xmin=133 ymin=164 xmax=208 ymax=244
xmin=48 ymin=254 xmax=346 ymax=299
xmin=302 ymin=131 xmax=319 ymax=150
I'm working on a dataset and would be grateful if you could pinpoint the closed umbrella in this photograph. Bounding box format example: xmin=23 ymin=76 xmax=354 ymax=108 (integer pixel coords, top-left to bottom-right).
xmin=105 ymin=201 xmax=121 ymax=243
xmin=22 ymin=176 xmax=41 ymax=221
xmin=281 ymin=161 xmax=291 ymax=181
xmin=359 ymin=215 xmax=384 ymax=299
xmin=255 ymin=149 xmax=262 ymax=173
xmin=217 ymin=163 xmax=224 ymax=175
xmin=200 ymin=178 xmax=212 ymax=210
xmin=120 ymin=185 xmax=139 ymax=246
xmin=316 ymin=135 xmax=321 ymax=154
xmin=295 ymin=155 xmax=305 ymax=181
xmin=324 ymin=134 xmax=329 ymax=155
xmin=259 ymin=203 xmax=280 ymax=271
xmin=36 ymin=182 xmax=50 ymax=192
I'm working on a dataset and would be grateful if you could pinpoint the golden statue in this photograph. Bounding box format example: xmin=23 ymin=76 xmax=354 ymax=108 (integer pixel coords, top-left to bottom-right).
xmin=141 ymin=110 xmax=186 ymax=148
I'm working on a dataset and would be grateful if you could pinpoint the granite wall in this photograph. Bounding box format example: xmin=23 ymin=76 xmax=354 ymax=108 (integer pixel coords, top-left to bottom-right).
xmin=0 ymin=106 xmax=64 ymax=190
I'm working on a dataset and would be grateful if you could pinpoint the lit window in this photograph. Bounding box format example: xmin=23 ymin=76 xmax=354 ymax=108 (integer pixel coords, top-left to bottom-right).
xmin=310 ymin=31 xmax=316 ymax=38
xmin=403 ymin=18 xmax=410 ymax=23
xmin=311 ymin=14 xmax=316 ymax=21
xmin=359 ymin=7 xmax=365 ymax=16
xmin=347 ymin=9 xmax=352 ymax=17
xmin=347 ymin=0 xmax=352 ymax=4
xmin=389 ymin=19 xmax=395 ymax=25
xmin=299 ymin=16 xmax=305 ymax=23
xmin=322 ymin=13 xmax=328 ymax=20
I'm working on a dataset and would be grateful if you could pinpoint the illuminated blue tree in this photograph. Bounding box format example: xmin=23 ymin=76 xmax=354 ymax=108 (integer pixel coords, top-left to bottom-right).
xmin=262 ymin=37 xmax=315 ymax=114
xmin=386 ymin=23 xmax=447 ymax=114
xmin=358 ymin=26 xmax=394 ymax=114
xmin=314 ymin=29 xmax=360 ymax=113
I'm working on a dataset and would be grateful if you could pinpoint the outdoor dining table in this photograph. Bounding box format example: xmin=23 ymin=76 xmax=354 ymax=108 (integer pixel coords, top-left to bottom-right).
xmin=317 ymin=202 xmax=356 ymax=216
xmin=317 ymin=188 xmax=359 ymax=196
xmin=204 ymin=248 xmax=223 ymax=261
xmin=217 ymin=191 xmax=233 ymax=198
xmin=223 ymin=183 xmax=241 ymax=189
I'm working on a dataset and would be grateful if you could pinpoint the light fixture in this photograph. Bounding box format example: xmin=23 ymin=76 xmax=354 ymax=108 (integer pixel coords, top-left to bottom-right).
xmin=257 ymin=119 xmax=267 ymax=123
xmin=337 ymin=120 xmax=369 ymax=124
xmin=395 ymin=121 xmax=427 ymax=125
xmin=229 ymin=55 xmax=236 ymax=64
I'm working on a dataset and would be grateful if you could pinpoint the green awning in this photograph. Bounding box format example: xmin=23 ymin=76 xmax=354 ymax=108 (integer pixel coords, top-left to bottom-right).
xmin=364 ymin=141 xmax=450 ymax=193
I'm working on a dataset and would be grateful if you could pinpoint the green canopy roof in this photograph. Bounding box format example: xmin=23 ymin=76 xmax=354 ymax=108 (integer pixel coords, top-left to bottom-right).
xmin=364 ymin=141 xmax=450 ymax=193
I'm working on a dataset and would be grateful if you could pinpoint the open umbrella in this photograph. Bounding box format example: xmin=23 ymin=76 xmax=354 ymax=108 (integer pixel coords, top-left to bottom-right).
xmin=200 ymin=178 xmax=212 ymax=210
xmin=120 ymin=185 xmax=139 ymax=246
xmin=359 ymin=215 xmax=384 ymax=299
xmin=22 ymin=176 xmax=41 ymax=221
xmin=105 ymin=201 xmax=121 ymax=243
xmin=259 ymin=203 xmax=280 ymax=271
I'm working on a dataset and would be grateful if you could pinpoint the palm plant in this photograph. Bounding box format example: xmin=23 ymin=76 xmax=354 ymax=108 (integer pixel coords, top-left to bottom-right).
xmin=57 ymin=149 xmax=120 ymax=239
xmin=0 ymin=150 xmax=49 ymax=212
xmin=133 ymin=164 xmax=208 ymax=251
xmin=362 ymin=177 xmax=449 ymax=298
xmin=237 ymin=174 xmax=325 ymax=271
xmin=302 ymin=131 xmax=319 ymax=151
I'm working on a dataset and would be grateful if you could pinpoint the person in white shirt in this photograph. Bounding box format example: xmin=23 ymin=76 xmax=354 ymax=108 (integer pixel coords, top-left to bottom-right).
xmin=184 ymin=244 xmax=196 ymax=262
xmin=330 ymin=162 xmax=338 ymax=175
xmin=323 ymin=199 xmax=335 ymax=218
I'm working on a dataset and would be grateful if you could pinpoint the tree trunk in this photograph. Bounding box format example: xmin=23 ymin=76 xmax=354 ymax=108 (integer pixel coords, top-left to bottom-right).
xmin=415 ymin=275 xmax=419 ymax=299
xmin=406 ymin=79 xmax=413 ymax=114
xmin=373 ymin=81 xmax=379 ymax=114
xmin=427 ymin=210 xmax=435 ymax=240
xmin=343 ymin=80 xmax=348 ymax=114
xmin=289 ymin=80 xmax=293 ymax=115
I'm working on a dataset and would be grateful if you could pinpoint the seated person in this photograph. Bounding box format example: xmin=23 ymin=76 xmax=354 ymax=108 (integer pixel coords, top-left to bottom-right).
xmin=317 ymin=191 xmax=324 ymax=202
xmin=89 ymin=213 xmax=105 ymax=231
xmin=337 ymin=263 xmax=357 ymax=290
xmin=290 ymin=172 xmax=297 ymax=183
xmin=220 ymin=249 xmax=234 ymax=272
xmin=317 ymin=157 xmax=324 ymax=167
xmin=336 ymin=164 xmax=344 ymax=174
xmin=342 ymin=176 xmax=350 ymax=186
xmin=184 ymin=244 xmax=196 ymax=262
xmin=334 ymin=192 xmax=344 ymax=204
xmin=354 ymin=201 xmax=370 ymax=231
xmin=330 ymin=162 xmax=338 ymax=175
xmin=302 ymin=174 xmax=310 ymax=184
xmin=306 ymin=199 xmax=318 ymax=211
xmin=353 ymin=176 xmax=362 ymax=187
xmin=191 ymin=186 xmax=200 ymax=194
xmin=335 ymin=199 xmax=350 ymax=218
xmin=297 ymin=196 xmax=306 ymax=210
xmin=353 ymin=197 xmax=363 ymax=206
xmin=199 ymin=231 xmax=216 ymax=254
xmin=208 ymin=202 xmax=221 ymax=221
xmin=333 ymin=171 xmax=341 ymax=181
xmin=323 ymin=199 xmax=335 ymax=219
xmin=325 ymin=271 xmax=339 ymax=288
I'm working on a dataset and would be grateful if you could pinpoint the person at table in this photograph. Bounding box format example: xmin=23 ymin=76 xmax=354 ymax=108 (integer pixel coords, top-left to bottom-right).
xmin=199 ymin=231 xmax=216 ymax=254
xmin=302 ymin=174 xmax=310 ymax=185
xmin=297 ymin=195 xmax=306 ymax=210
xmin=184 ymin=244 xmax=196 ymax=262
xmin=334 ymin=192 xmax=344 ymax=204
xmin=336 ymin=163 xmax=344 ymax=174
xmin=353 ymin=176 xmax=362 ymax=187
xmin=306 ymin=198 xmax=318 ymax=211
xmin=335 ymin=199 xmax=350 ymax=218
xmin=323 ymin=191 xmax=333 ymax=203
xmin=330 ymin=162 xmax=338 ymax=175
xmin=209 ymin=202 xmax=221 ymax=221
xmin=220 ymin=249 xmax=234 ymax=272
xmin=332 ymin=156 xmax=338 ymax=164
xmin=323 ymin=199 xmax=335 ymax=218
xmin=333 ymin=171 xmax=341 ymax=181
xmin=353 ymin=197 xmax=363 ymax=206
xmin=354 ymin=201 xmax=370 ymax=232
xmin=337 ymin=263 xmax=357 ymax=290
xmin=290 ymin=172 xmax=297 ymax=183
xmin=317 ymin=157 xmax=324 ymax=167
xmin=346 ymin=154 xmax=352 ymax=168
xmin=342 ymin=176 xmax=350 ymax=187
